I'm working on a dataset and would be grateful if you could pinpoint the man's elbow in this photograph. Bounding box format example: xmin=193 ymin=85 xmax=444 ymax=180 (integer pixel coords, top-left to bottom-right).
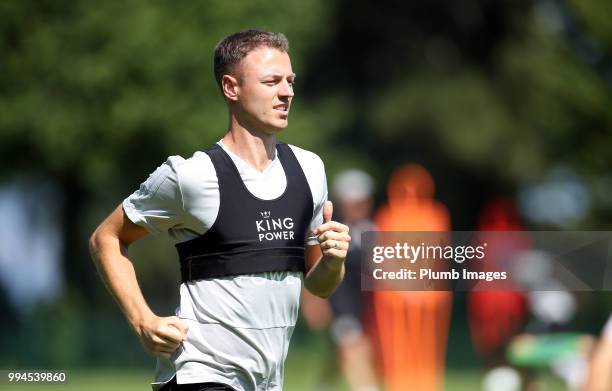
xmin=89 ymin=224 xmax=114 ymax=264
xmin=306 ymin=289 xmax=332 ymax=299
xmin=315 ymin=291 xmax=334 ymax=299
xmin=304 ymin=283 xmax=338 ymax=299
xmin=88 ymin=228 xmax=102 ymax=263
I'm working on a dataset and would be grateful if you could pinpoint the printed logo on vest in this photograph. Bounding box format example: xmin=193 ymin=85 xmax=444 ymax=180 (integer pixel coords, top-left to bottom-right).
xmin=256 ymin=211 xmax=295 ymax=242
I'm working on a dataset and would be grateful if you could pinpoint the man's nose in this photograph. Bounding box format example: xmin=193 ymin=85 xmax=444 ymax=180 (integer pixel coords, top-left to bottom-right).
xmin=279 ymin=80 xmax=294 ymax=97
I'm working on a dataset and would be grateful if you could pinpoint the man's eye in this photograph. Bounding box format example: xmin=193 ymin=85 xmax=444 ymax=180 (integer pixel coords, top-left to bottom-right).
xmin=263 ymin=81 xmax=276 ymax=85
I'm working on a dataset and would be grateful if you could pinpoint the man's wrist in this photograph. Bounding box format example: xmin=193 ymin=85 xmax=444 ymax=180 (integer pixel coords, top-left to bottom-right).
xmin=127 ymin=308 xmax=155 ymax=332
xmin=320 ymin=255 xmax=344 ymax=271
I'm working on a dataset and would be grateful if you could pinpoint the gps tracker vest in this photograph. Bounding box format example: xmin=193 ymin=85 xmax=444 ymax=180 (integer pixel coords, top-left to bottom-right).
xmin=175 ymin=143 xmax=314 ymax=282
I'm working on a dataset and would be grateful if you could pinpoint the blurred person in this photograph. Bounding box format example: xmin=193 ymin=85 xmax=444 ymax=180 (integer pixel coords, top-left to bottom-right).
xmin=0 ymin=182 xmax=63 ymax=314
xmin=508 ymin=331 xmax=595 ymax=391
xmin=482 ymin=366 xmax=523 ymax=391
xmin=468 ymin=198 xmax=529 ymax=389
xmin=89 ymin=30 xmax=350 ymax=391
xmin=582 ymin=314 xmax=612 ymax=391
xmin=508 ymin=250 xmax=590 ymax=390
xmin=301 ymin=169 xmax=380 ymax=391
xmin=370 ymin=164 xmax=452 ymax=391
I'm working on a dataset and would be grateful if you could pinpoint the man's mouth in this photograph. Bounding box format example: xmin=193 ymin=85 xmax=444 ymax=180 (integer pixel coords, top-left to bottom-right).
xmin=273 ymin=104 xmax=289 ymax=113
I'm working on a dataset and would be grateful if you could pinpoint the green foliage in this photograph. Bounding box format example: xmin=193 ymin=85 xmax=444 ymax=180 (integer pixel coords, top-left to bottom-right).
xmin=0 ymin=0 xmax=332 ymax=190
xmin=4 ymin=1 xmax=609 ymax=207
xmin=2 ymin=0 xmax=612 ymax=371
xmin=5 ymin=292 xmax=86 ymax=368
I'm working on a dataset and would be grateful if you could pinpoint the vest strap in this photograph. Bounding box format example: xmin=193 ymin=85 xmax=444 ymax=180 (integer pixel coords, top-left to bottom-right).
xmin=181 ymin=247 xmax=305 ymax=281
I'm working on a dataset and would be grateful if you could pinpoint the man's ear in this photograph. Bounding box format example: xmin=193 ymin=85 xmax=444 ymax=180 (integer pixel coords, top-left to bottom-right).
xmin=222 ymin=74 xmax=239 ymax=101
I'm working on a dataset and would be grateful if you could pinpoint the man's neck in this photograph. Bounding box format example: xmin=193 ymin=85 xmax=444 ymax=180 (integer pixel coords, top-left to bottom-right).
xmin=222 ymin=118 xmax=278 ymax=172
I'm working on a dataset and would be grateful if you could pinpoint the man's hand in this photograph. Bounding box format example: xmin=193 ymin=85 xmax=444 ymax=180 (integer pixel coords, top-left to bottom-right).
xmin=134 ymin=315 xmax=189 ymax=359
xmin=304 ymin=201 xmax=350 ymax=298
xmin=314 ymin=201 xmax=351 ymax=260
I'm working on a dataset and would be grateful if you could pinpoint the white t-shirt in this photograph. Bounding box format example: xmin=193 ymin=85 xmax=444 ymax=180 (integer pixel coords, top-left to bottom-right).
xmin=123 ymin=141 xmax=327 ymax=391
xmin=603 ymin=314 xmax=612 ymax=342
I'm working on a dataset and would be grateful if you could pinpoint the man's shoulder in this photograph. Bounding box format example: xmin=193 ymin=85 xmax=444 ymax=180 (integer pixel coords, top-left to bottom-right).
xmin=287 ymin=144 xmax=324 ymax=171
xmin=156 ymin=150 xmax=218 ymax=203
xmin=166 ymin=150 xmax=214 ymax=176
xmin=286 ymin=144 xmax=327 ymax=202
xmin=149 ymin=151 xmax=216 ymax=197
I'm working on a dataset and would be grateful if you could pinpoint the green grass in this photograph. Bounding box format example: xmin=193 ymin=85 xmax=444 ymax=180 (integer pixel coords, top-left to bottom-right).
xmin=0 ymin=368 xmax=567 ymax=391
xmin=0 ymin=346 xmax=569 ymax=391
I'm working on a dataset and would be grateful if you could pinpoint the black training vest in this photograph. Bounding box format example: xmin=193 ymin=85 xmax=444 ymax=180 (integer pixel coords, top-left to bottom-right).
xmin=175 ymin=143 xmax=314 ymax=282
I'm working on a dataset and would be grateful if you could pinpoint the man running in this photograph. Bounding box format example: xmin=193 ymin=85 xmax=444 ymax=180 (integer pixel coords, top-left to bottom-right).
xmin=89 ymin=30 xmax=350 ymax=391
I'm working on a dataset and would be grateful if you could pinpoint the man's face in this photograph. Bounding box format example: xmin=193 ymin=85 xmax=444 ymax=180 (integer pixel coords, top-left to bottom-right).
xmin=233 ymin=47 xmax=295 ymax=134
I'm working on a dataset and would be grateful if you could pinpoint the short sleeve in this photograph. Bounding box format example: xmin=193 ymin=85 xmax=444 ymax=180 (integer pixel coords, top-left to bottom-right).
xmin=306 ymin=193 xmax=326 ymax=245
xmin=122 ymin=156 xmax=185 ymax=235
xmin=603 ymin=314 xmax=612 ymax=342
xmin=296 ymin=150 xmax=327 ymax=246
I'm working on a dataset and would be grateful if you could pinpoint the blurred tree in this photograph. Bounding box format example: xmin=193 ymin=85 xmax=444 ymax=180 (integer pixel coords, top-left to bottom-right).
xmin=0 ymin=0 xmax=333 ymax=300
xmin=301 ymin=0 xmax=612 ymax=227
xmin=2 ymin=0 xmax=612 ymax=368
xmin=1 ymin=0 xmax=610 ymax=318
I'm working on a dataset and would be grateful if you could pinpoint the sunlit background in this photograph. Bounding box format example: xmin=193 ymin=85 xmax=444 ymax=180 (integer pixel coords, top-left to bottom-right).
xmin=1 ymin=0 xmax=611 ymax=390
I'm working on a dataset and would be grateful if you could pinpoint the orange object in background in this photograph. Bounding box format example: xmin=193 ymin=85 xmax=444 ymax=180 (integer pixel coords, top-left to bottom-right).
xmin=370 ymin=164 xmax=452 ymax=391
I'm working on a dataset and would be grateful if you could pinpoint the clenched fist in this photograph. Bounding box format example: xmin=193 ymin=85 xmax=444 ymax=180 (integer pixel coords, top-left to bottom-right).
xmin=134 ymin=315 xmax=189 ymax=359
xmin=313 ymin=201 xmax=351 ymax=260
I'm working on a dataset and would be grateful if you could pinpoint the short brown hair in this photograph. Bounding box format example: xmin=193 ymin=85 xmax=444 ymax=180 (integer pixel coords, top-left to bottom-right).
xmin=213 ymin=30 xmax=289 ymax=89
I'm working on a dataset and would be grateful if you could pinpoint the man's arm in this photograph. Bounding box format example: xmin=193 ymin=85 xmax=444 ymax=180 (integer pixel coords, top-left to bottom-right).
xmin=583 ymin=318 xmax=612 ymax=391
xmin=89 ymin=204 xmax=188 ymax=359
xmin=304 ymin=201 xmax=350 ymax=298
xmin=583 ymin=338 xmax=612 ymax=391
